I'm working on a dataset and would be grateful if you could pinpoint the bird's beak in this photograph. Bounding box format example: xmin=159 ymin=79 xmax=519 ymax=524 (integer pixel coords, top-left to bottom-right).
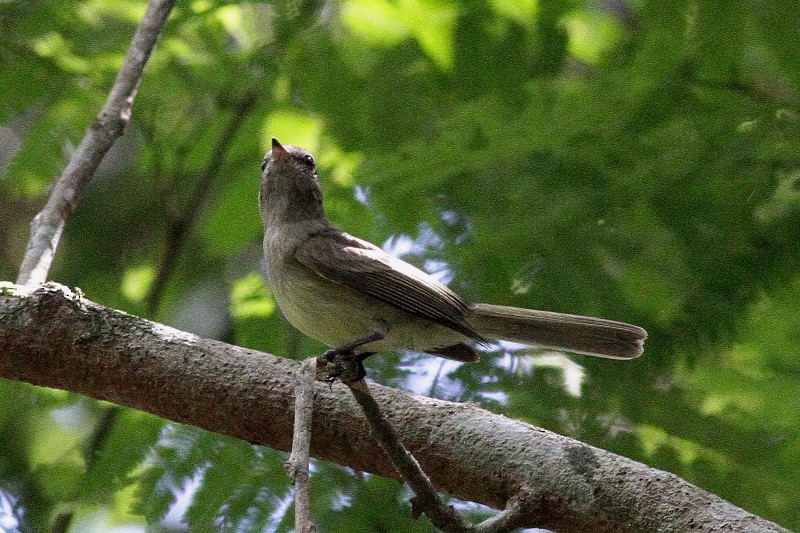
xmin=271 ymin=137 xmax=288 ymax=160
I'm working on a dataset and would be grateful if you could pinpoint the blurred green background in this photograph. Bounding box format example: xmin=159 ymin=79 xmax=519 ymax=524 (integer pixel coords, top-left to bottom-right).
xmin=1 ymin=0 xmax=799 ymax=531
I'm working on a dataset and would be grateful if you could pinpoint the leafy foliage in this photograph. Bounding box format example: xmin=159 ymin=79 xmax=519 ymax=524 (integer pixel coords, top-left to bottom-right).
xmin=2 ymin=0 xmax=799 ymax=531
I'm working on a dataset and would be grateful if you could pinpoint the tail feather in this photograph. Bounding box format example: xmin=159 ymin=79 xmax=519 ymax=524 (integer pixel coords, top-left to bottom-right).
xmin=468 ymin=303 xmax=646 ymax=359
xmin=425 ymin=343 xmax=480 ymax=362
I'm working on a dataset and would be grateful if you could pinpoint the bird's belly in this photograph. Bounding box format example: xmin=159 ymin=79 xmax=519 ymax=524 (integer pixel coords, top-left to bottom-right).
xmin=268 ymin=259 xmax=381 ymax=347
xmin=268 ymin=260 xmax=462 ymax=353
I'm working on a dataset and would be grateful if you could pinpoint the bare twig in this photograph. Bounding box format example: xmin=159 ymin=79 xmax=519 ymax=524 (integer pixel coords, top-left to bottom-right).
xmin=428 ymin=357 xmax=447 ymax=397
xmin=13 ymin=3 xmax=177 ymax=529
xmin=285 ymin=357 xmax=317 ymax=533
xmin=16 ymin=0 xmax=178 ymax=288
xmin=345 ymin=379 xmax=473 ymax=533
xmin=473 ymin=496 xmax=523 ymax=533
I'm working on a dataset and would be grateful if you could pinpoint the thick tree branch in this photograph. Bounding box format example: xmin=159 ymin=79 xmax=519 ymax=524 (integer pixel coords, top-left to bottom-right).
xmin=16 ymin=0 xmax=177 ymax=288
xmin=0 ymin=284 xmax=789 ymax=533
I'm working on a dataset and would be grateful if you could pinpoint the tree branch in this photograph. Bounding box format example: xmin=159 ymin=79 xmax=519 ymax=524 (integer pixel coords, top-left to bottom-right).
xmin=345 ymin=379 xmax=478 ymax=533
xmin=285 ymin=357 xmax=317 ymax=533
xmin=0 ymin=284 xmax=789 ymax=533
xmin=15 ymin=0 xmax=178 ymax=288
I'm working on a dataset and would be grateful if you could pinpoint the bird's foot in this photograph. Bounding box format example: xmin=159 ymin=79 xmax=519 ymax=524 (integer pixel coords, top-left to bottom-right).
xmin=317 ymin=348 xmax=366 ymax=384
xmin=316 ymin=332 xmax=384 ymax=384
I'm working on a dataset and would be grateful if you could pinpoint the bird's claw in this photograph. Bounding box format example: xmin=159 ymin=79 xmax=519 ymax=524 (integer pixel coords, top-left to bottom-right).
xmin=316 ymin=348 xmax=365 ymax=384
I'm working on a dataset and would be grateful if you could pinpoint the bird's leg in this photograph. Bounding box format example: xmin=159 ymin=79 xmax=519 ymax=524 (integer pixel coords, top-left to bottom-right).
xmin=318 ymin=331 xmax=385 ymax=383
xmin=322 ymin=331 xmax=385 ymax=359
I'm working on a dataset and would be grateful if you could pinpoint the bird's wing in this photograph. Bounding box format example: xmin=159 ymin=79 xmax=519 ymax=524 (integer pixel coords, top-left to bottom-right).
xmin=294 ymin=227 xmax=483 ymax=341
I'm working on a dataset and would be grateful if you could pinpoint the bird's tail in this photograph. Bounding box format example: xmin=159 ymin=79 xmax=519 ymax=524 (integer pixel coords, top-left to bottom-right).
xmin=467 ymin=303 xmax=646 ymax=359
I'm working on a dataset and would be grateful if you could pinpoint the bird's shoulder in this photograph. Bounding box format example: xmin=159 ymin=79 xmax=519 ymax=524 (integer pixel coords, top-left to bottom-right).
xmin=295 ymin=226 xmax=394 ymax=273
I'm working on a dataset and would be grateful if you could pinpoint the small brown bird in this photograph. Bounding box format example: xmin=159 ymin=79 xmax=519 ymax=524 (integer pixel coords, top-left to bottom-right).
xmin=259 ymin=138 xmax=646 ymax=374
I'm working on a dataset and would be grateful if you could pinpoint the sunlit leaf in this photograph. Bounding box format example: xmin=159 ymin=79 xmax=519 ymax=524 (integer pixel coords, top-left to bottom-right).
xmin=229 ymin=272 xmax=274 ymax=319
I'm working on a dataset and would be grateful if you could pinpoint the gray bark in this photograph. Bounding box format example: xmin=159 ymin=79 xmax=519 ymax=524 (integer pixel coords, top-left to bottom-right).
xmin=0 ymin=284 xmax=788 ymax=533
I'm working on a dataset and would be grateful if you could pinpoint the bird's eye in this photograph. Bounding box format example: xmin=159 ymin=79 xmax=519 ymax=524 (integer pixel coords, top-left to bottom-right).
xmin=299 ymin=154 xmax=315 ymax=168
xmin=261 ymin=156 xmax=268 ymax=171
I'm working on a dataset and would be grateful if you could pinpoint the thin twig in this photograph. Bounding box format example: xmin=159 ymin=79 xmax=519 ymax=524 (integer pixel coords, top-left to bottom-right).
xmin=473 ymin=495 xmax=523 ymax=533
xmin=16 ymin=0 xmax=178 ymax=288
xmin=345 ymin=379 xmax=474 ymax=533
xmin=144 ymin=90 xmax=259 ymax=315
xmin=428 ymin=357 xmax=447 ymax=397
xmin=285 ymin=357 xmax=317 ymax=533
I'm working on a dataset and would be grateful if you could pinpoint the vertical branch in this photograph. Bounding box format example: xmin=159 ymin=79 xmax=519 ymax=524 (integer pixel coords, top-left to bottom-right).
xmin=285 ymin=357 xmax=318 ymax=533
xmin=16 ymin=0 xmax=178 ymax=288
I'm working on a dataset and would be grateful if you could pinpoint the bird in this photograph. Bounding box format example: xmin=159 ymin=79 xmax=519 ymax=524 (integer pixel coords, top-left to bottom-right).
xmin=259 ymin=138 xmax=646 ymax=379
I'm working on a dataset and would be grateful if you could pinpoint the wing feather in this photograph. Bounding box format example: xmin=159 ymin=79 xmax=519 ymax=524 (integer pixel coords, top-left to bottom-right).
xmin=294 ymin=228 xmax=483 ymax=342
